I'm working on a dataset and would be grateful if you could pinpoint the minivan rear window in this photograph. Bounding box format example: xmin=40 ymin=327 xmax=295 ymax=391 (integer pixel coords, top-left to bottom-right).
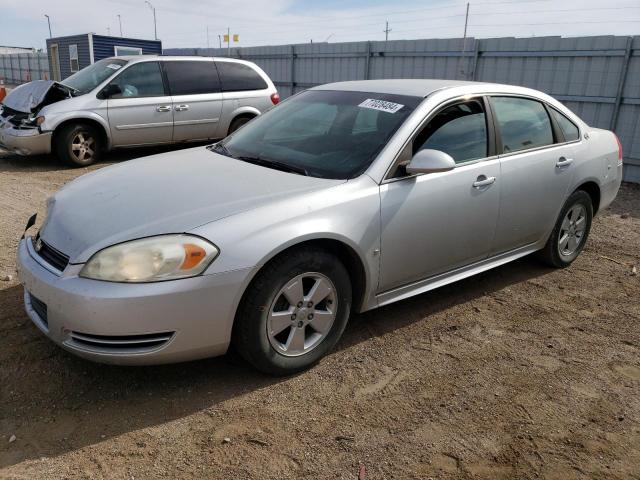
xmin=163 ymin=61 xmax=221 ymax=95
xmin=216 ymin=61 xmax=267 ymax=92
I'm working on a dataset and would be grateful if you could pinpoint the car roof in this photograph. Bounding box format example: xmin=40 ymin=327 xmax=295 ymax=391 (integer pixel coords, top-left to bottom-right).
xmin=110 ymin=55 xmax=249 ymax=63
xmin=312 ymin=79 xmax=525 ymax=98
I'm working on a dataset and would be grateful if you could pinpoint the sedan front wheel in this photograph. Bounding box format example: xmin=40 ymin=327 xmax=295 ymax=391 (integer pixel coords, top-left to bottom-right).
xmin=233 ymin=247 xmax=352 ymax=375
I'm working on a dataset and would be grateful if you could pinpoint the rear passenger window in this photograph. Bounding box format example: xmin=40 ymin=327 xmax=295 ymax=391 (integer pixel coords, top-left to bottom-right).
xmin=550 ymin=108 xmax=580 ymax=142
xmin=216 ymin=62 xmax=268 ymax=92
xmin=413 ymin=99 xmax=488 ymax=164
xmin=109 ymin=61 xmax=165 ymax=98
xmin=492 ymin=97 xmax=553 ymax=153
xmin=163 ymin=61 xmax=220 ymax=95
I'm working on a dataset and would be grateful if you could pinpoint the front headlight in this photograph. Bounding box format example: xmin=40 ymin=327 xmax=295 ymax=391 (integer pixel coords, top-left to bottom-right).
xmin=80 ymin=234 xmax=219 ymax=283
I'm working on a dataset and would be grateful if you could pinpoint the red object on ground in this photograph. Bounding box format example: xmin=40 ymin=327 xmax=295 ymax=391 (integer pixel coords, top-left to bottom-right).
xmin=0 ymin=80 xmax=6 ymax=102
xmin=358 ymin=464 xmax=366 ymax=480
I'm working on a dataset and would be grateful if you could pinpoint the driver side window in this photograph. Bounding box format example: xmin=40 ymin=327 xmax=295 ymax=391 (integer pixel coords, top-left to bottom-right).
xmin=108 ymin=62 xmax=166 ymax=99
xmin=413 ymin=99 xmax=488 ymax=164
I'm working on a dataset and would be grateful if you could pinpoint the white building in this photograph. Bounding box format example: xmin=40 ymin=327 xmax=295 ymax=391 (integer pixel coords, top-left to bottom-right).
xmin=0 ymin=46 xmax=35 ymax=54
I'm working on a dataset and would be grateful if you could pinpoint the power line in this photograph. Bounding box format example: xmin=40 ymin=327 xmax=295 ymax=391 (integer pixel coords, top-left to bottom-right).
xmin=162 ymin=3 xmax=640 ymax=41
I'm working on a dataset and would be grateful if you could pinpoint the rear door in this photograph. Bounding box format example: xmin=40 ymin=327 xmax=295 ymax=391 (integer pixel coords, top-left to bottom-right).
xmin=106 ymin=61 xmax=173 ymax=146
xmin=489 ymin=96 xmax=575 ymax=254
xmin=162 ymin=60 xmax=224 ymax=142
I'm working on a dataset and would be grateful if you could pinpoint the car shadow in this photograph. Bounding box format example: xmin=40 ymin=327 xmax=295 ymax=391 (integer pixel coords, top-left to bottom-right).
xmin=0 ymin=254 xmax=552 ymax=468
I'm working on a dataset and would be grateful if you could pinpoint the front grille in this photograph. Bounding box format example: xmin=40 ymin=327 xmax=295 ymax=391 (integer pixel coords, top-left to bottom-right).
xmin=34 ymin=235 xmax=70 ymax=272
xmin=67 ymin=331 xmax=175 ymax=353
xmin=29 ymin=293 xmax=48 ymax=328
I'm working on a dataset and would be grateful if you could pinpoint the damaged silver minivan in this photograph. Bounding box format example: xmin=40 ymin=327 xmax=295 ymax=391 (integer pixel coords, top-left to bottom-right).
xmin=0 ymin=55 xmax=278 ymax=166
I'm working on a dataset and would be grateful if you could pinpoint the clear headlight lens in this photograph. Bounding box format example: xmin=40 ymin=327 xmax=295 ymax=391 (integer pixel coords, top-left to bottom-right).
xmin=80 ymin=235 xmax=219 ymax=283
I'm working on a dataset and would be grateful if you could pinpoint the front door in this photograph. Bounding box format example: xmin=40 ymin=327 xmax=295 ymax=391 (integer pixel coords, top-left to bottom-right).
xmin=162 ymin=60 xmax=224 ymax=142
xmin=106 ymin=61 xmax=173 ymax=146
xmin=379 ymin=98 xmax=500 ymax=292
xmin=489 ymin=96 xmax=575 ymax=254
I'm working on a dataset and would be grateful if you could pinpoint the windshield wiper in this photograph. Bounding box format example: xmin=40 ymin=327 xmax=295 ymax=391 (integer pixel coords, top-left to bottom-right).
xmin=236 ymin=155 xmax=309 ymax=176
xmin=207 ymin=143 xmax=231 ymax=157
xmin=207 ymin=144 xmax=309 ymax=176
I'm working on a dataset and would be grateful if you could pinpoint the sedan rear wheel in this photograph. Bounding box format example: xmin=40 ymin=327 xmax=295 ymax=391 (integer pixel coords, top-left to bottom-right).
xmin=234 ymin=247 xmax=352 ymax=375
xmin=538 ymin=190 xmax=593 ymax=268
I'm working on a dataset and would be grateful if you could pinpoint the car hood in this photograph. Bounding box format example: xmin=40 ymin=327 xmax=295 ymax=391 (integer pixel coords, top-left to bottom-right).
xmin=2 ymin=80 xmax=74 ymax=113
xmin=39 ymin=147 xmax=345 ymax=263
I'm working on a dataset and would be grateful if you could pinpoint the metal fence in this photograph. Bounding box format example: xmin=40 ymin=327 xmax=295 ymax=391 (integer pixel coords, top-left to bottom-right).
xmin=166 ymin=35 xmax=640 ymax=183
xmin=0 ymin=52 xmax=49 ymax=84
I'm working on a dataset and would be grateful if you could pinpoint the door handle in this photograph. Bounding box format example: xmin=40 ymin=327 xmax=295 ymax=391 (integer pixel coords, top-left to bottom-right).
xmin=175 ymin=104 xmax=190 ymax=112
xmin=473 ymin=175 xmax=496 ymax=188
xmin=556 ymin=157 xmax=574 ymax=168
xmin=156 ymin=105 xmax=172 ymax=112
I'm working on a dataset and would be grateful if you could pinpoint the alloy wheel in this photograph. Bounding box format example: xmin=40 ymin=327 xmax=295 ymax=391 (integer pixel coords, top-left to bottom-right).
xmin=266 ymin=272 xmax=338 ymax=357
xmin=70 ymin=131 xmax=96 ymax=163
xmin=558 ymin=204 xmax=587 ymax=257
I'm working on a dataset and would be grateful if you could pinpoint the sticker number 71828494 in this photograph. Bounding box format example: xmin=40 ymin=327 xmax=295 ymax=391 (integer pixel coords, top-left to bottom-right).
xmin=358 ymin=98 xmax=405 ymax=114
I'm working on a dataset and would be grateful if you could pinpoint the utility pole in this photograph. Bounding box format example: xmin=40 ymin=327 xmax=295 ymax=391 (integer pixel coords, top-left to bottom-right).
xmin=462 ymin=2 xmax=469 ymax=44
xmin=44 ymin=14 xmax=52 ymax=38
xmin=460 ymin=2 xmax=470 ymax=79
xmin=218 ymin=34 xmax=222 ymax=49
xmin=207 ymin=26 xmax=210 ymax=48
xmin=117 ymin=14 xmax=123 ymax=36
xmin=145 ymin=1 xmax=158 ymax=40
xmin=384 ymin=21 xmax=391 ymax=41
xmin=227 ymin=27 xmax=230 ymax=57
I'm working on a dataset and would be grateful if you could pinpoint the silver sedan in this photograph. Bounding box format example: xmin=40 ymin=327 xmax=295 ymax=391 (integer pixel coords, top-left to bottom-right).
xmin=17 ymin=79 xmax=622 ymax=374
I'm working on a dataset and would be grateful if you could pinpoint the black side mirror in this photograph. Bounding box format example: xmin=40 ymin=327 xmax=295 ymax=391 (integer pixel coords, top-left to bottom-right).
xmin=98 ymin=83 xmax=122 ymax=99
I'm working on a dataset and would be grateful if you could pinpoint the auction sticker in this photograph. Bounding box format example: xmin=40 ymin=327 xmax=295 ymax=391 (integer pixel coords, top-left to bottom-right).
xmin=358 ymin=98 xmax=404 ymax=113
xmin=106 ymin=64 xmax=123 ymax=70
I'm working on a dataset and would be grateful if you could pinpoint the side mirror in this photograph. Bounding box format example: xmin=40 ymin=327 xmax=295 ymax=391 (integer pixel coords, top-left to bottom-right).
xmin=98 ymin=83 xmax=121 ymax=99
xmin=406 ymin=149 xmax=455 ymax=175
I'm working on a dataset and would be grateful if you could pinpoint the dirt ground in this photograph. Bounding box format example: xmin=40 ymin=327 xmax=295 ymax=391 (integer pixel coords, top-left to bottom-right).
xmin=0 ymin=148 xmax=639 ymax=480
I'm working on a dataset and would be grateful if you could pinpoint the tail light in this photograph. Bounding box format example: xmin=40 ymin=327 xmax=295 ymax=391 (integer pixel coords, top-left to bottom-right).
xmin=270 ymin=92 xmax=280 ymax=105
xmin=614 ymin=133 xmax=623 ymax=163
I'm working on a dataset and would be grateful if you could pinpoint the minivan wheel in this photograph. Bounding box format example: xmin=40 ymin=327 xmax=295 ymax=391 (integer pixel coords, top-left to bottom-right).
xmin=227 ymin=116 xmax=252 ymax=135
xmin=55 ymin=123 xmax=102 ymax=167
xmin=538 ymin=190 xmax=593 ymax=268
xmin=233 ymin=247 xmax=352 ymax=375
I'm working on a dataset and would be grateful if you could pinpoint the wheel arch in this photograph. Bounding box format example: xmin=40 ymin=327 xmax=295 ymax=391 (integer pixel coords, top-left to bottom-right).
xmin=237 ymin=237 xmax=370 ymax=317
xmin=226 ymin=108 xmax=260 ymax=135
xmin=52 ymin=117 xmax=111 ymax=151
xmin=574 ymin=180 xmax=601 ymax=215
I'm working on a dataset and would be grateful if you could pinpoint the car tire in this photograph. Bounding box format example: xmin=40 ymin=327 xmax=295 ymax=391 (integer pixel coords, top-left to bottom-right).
xmin=227 ymin=116 xmax=252 ymax=135
xmin=233 ymin=247 xmax=352 ymax=376
xmin=54 ymin=123 xmax=102 ymax=167
xmin=538 ymin=190 xmax=593 ymax=268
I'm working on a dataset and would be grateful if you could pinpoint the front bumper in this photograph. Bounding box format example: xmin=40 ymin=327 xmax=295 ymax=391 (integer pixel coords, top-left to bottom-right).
xmin=0 ymin=120 xmax=52 ymax=156
xmin=17 ymin=237 xmax=253 ymax=365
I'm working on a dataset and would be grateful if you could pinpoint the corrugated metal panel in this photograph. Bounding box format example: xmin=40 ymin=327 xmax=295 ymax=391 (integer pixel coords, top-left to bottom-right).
xmin=92 ymin=35 xmax=162 ymax=62
xmin=0 ymin=53 xmax=48 ymax=83
xmin=46 ymin=35 xmax=91 ymax=80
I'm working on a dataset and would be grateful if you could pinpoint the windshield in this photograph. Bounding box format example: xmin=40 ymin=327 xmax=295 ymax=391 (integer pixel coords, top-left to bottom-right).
xmin=215 ymin=90 xmax=421 ymax=179
xmin=62 ymin=58 xmax=128 ymax=94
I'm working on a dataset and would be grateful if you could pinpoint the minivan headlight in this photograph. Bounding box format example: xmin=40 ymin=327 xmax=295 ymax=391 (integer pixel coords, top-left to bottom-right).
xmin=80 ymin=234 xmax=219 ymax=283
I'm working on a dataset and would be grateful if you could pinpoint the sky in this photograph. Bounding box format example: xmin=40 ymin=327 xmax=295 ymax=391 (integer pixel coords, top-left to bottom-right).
xmin=0 ymin=0 xmax=638 ymax=50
